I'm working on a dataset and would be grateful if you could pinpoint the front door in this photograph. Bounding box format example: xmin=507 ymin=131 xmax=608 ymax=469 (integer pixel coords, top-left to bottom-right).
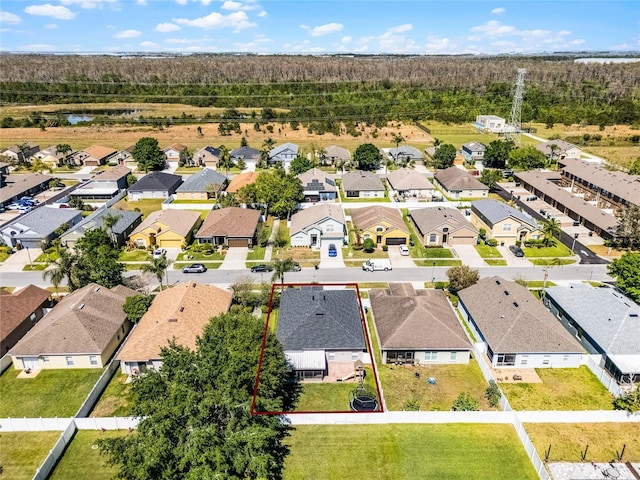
xmin=311 ymin=234 xmax=318 ymax=246
xmin=376 ymin=235 xmax=382 ymax=244
xmin=442 ymin=233 xmax=448 ymax=244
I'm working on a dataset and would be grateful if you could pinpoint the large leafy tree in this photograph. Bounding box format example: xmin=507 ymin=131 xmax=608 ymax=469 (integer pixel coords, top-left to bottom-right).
xmin=479 ymin=168 xmax=503 ymax=191
xmin=353 ymin=143 xmax=382 ymax=171
xmin=132 ymin=137 xmax=165 ymax=173
xmin=289 ymin=155 xmax=314 ymax=175
xmin=608 ymin=252 xmax=640 ymax=303
xmin=508 ymin=146 xmax=547 ymax=170
xmin=446 ymin=264 xmax=479 ymax=292
xmin=123 ymin=294 xmax=153 ymax=323
xmin=241 ymin=170 xmax=303 ymax=218
xmin=99 ymin=311 xmax=297 ymax=480
xmin=614 ymin=205 xmax=640 ymax=250
xmin=75 ymin=228 xmax=125 ymax=288
xmin=432 ymin=143 xmax=456 ymax=169
xmin=484 ymin=139 xmax=515 ymax=169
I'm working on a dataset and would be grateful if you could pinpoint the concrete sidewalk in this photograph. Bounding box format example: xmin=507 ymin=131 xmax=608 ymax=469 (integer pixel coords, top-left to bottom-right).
xmin=264 ymin=218 xmax=279 ymax=262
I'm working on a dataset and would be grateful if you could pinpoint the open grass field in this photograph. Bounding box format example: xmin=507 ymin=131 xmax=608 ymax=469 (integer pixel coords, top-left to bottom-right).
xmin=526 ymin=423 xmax=640 ymax=463
xmin=284 ymin=424 xmax=538 ymax=480
xmin=499 ymin=366 xmax=614 ymax=411
xmin=48 ymin=430 xmax=127 ymax=480
xmin=0 ymin=431 xmax=61 ymax=480
xmin=112 ymin=198 xmax=164 ymax=219
xmin=0 ymin=368 xmax=104 ymax=417
xmin=90 ymin=373 xmax=133 ymax=418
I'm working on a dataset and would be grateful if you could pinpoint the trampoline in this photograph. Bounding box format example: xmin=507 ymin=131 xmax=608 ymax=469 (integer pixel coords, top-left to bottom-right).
xmin=349 ymin=384 xmax=380 ymax=411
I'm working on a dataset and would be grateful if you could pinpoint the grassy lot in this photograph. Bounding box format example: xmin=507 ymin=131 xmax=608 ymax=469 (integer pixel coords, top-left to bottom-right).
xmin=529 ymin=258 xmax=575 ymax=266
xmin=485 ymin=259 xmax=508 ymax=266
xmin=425 ymin=121 xmax=500 ymax=148
xmin=526 ymin=423 xmax=640 ymax=462
xmin=112 ymin=198 xmax=164 ymax=219
xmin=500 ymin=366 xmax=613 ymax=411
xmin=523 ymin=242 xmax=572 ymax=257
xmin=246 ymin=246 xmax=266 ymax=261
xmin=475 ymin=244 xmax=503 ymax=259
xmin=35 ymin=248 xmax=60 ymax=263
xmin=48 ymin=430 xmax=128 ymax=480
xmin=0 ymin=368 xmax=104 ymax=417
xmin=414 ymin=259 xmax=462 ymax=267
xmin=90 ymin=374 xmax=133 ymax=417
xmin=22 ymin=263 xmax=47 ymax=271
xmin=284 ymin=424 xmax=538 ymax=480
xmin=118 ymin=249 xmax=151 ymax=262
xmin=420 ymin=247 xmax=454 ymax=258
xmin=0 ymin=251 xmax=11 ymax=262
xmin=294 ymin=368 xmax=377 ymax=412
xmin=176 ymin=250 xmax=224 ymax=261
xmin=272 ymin=247 xmax=321 ymax=266
xmin=0 ymin=432 xmax=61 ymax=480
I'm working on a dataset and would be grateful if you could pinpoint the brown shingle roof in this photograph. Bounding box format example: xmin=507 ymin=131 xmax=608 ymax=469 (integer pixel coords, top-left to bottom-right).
xmin=434 ymin=167 xmax=488 ymax=192
xmin=226 ymin=172 xmax=259 ymax=193
xmin=342 ymin=170 xmax=385 ymax=192
xmin=10 ymin=284 xmax=136 ymax=356
xmin=196 ymin=207 xmax=261 ymax=239
xmin=93 ymin=165 xmax=131 ymax=181
xmin=130 ymin=209 xmax=200 ymax=238
xmin=0 ymin=285 xmax=50 ymax=344
xmin=117 ymin=282 xmax=232 ymax=362
xmin=290 ymin=204 xmax=345 ymax=235
xmin=410 ymin=207 xmax=477 ymax=237
xmin=351 ymin=206 xmax=409 ymax=234
xmin=83 ymin=145 xmax=117 ymax=161
xmin=386 ymin=168 xmax=434 ymax=191
xmin=164 ymin=143 xmax=187 ymax=152
xmin=370 ymin=284 xmax=471 ymax=350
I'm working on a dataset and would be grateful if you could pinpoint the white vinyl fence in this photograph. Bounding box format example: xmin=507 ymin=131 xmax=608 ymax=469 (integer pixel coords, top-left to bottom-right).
xmin=75 ymin=360 xmax=121 ymax=418
xmin=583 ymin=355 xmax=625 ymax=398
xmin=0 ymin=354 xmax=13 ymax=374
xmin=32 ymin=419 xmax=76 ymax=480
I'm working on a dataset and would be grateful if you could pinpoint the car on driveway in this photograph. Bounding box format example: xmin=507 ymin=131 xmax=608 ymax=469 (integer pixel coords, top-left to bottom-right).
xmin=399 ymin=244 xmax=410 ymax=256
xmin=182 ymin=263 xmax=207 ymax=273
xmin=509 ymin=245 xmax=525 ymax=257
xmin=250 ymin=264 xmax=273 ymax=273
xmin=152 ymin=248 xmax=166 ymax=259
xmin=328 ymin=243 xmax=337 ymax=257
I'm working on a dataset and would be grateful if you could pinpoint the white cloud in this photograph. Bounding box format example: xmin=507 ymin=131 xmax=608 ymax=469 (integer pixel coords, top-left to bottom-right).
xmin=233 ymin=34 xmax=272 ymax=52
xmin=21 ymin=43 xmax=57 ymax=51
xmin=341 ymin=36 xmax=351 ymax=43
xmin=470 ymin=20 xmax=515 ymax=37
xmin=155 ymin=22 xmax=180 ymax=32
xmin=257 ymin=10 xmax=267 ymax=17
xmin=176 ymin=0 xmax=188 ymax=4
xmin=140 ymin=41 xmax=158 ymax=47
xmin=114 ymin=29 xmax=142 ymax=38
xmin=424 ymin=35 xmax=459 ymax=53
xmin=491 ymin=7 xmax=506 ymax=14
xmin=221 ymin=1 xmax=259 ymax=11
xmin=0 ymin=11 xmax=21 ymax=24
xmin=45 ymin=23 xmax=58 ymax=29
xmin=173 ymin=11 xmax=256 ymax=31
xmin=24 ymin=4 xmax=76 ymax=20
xmin=310 ymin=22 xmax=343 ymax=37
xmin=388 ymin=24 xmax=412 ymax=34
xmin=166 ymin=38 xmax=196 ymax=44
xmin=60 ymin=0 xmax=117 ymax=9
xmin=136 ymin=0 xmax=147 ymax=5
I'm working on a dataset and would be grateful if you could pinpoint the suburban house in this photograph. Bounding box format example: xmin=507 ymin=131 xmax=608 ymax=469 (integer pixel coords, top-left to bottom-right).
xmin=433 ymin=167 xmax=489 ymax=200
xmin=460 ymin=142 xmax=486 ymax=163
xmin=470 ymin=199 xmax=540 ymax=246
xmin=386 ymin=168 xmax=435 ymax=199
xmin=10 ymin=283 xmax=137 ymax=370
xmin=341 ymin=170 xmax=386 ymax=198
xmin=297 ymin=167 xmax=337 ymax=202
xmin=458 ymin=277 xmax=583 ymax=369
xmin=195 ymin=206 xmax=261 ymax=247
xmin=128 ymin=171 xmax=183 ymax=201
xmin=193 ymin=146 xmax=220 ymax=168
xmin=410 ymin=206 xmax=478 ymax=246
xmin=1 ymin=144 xmax=39 ymax=163
xmin=474 ymin=115 xmax=507 ymax=133
xmin=290 ymin=204 xmax=346 ymax=248
xmin=226 ymin=171 xmax=258 ymax=194
xmin=370 ymin=283 xmax=471 ymax=365
xmin=34 ymin=145 xmax=65 ymax=167
xmin=350 ymin=206 xmax=410 ymax=246
xmin=230 ymin=146 xmax=261 ymax=163
xmin=78 ymin=145 xmax=117 ymax=167
xmin=385 ymin=145 xmax=424 ymax=164
xmin=276 ymin=286 xmax=366 ymax=381
xmin=60 ymin=207 xmax=142 ymax=248
xmin=0 ymin=207 xmax=82 ymax=248
xmin=0 ymin=173 xmax=52 ymax=209
xmin=117 ymin=282 xmax=232 ymax=375
xmin=536 ymin=140 xmax=582 ymax=161
xmin=545 ymin=284 xmax=640 ymax=383
xmin=115 ymin=146 xmax=135 ymax=166
xmin=163 ymin=143 xmax=188 ymax=165
xmin=174 ymin=168 xmax=227 ymax=200
xmin=321 ymin=145 xmax=351 ymax=165
xmin=269 ymin=142 xmax=299 ymax=166
xmin=70 ymin=165 xmax=131 ymax=201
xmin=0 ymin=285 xmax=51 ymax=355
xmin=129 ymin=209 xmax=200 ymax=248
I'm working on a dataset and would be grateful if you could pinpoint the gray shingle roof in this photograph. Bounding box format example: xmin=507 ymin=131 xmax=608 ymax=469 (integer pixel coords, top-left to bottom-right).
xmin=297 ymin=168 xmax=336 ymax=193
xmin=434 ymin=167 xmax=488 ymax=192
xmin=458 ymin=276 xmax=583 ymax=354
xmin=290 ymin=204 xmax=345 ymax=235
xmin=410 ymin=207 xmax=477 ymax=237
xmin=269 ymin=143 xmax=299 ymax=160
xmin=471 ymin=199 xmax=538 ymax=230
xmin=324 ymin=145 xmax=351 ymax=161
xmin=176 ymin=168 xmax=226 ymax=193
xmin=5 ymin=207 xmax=81 ymax=237
xmin=388 ymin=145 xmax=424 ymax=160
xmin=277 ymin=287 xmax=365 ymax=351
xmin=461 ymin=142 xmax=486 ymax=153
xmin=341 ymin=170 xmax=385 ymax=192
xmin=230 ymin=146 xmax=260 ymax=160
xmin=64 ymin=208 xmax=141 ymax=236
xmin=536 ymin=140 xmax=578 ymax=156
xmin=128 ymin=172 xmax=182 ymax=192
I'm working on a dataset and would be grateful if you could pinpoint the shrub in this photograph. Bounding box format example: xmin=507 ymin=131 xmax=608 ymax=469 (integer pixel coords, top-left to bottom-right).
xmin=363 ymin=238 xmax=375 ymax=253
xmin=403 ymin=399 xmax=420 ymax=411
xmin=486 ymin=239 xmax=498 ymax=247
xmin=485 ymin=380 xmax=502 ymax=408
xmin=452 ymin=392 xmax=479 ymax=411
xmin=382 ymin=245 xmax=388 ymax=252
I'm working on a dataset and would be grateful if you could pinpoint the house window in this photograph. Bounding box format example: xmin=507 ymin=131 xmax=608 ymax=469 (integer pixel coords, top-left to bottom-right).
xmin=502 ymin=223 xmax=512 ymax=232
xmin=325 ymin=224 xmax=334 ymax=232
xmin=563 ymin=355 xmax=570 ymax=361
xmin=429 ymin=233 xmax=437 ymax=243
xmin=90 ymin=355 xmax=98 ymax=366
xmin=496 ymin=354 xmax=516 ymax=366
xmin=30 ymin=312 xmax=37 ymax=321
xmin=376 ymin=227 xmax=384 ymax=232
xmin=43 ymin=356 xmax=49 ymax=363
xmin=521 ymin=359 xmax=528 ymax=365
xmin=66 ymin=356 xmax=74 ymax=366
xmin=424 ymin=351 xmax=437 ymax=361
xmin=328 ymin=352 xmax=336 ymax=360
xmin=450 ymin=351 xmax=457 ymax=361
xmin=351 ymin=352 xmax=359 ymax=361
xmin=543 ymin=355 xmax=550 ymax=366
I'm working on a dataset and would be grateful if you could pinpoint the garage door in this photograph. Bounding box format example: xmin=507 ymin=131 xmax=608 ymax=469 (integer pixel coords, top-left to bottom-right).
xmin=452 ymin=236 xmax=475 ymax=245
xmin=385 ymin=237 xmax=407 ymax=246
xmin=228 ymin=238 xmax=249 ymax=247
xmin=158 ymin=239 xmax=183 ymax=248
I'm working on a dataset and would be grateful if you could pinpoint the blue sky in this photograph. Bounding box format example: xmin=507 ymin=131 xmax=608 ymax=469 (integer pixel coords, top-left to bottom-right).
xmin=0 ymin=1 xmax=638 ymax=54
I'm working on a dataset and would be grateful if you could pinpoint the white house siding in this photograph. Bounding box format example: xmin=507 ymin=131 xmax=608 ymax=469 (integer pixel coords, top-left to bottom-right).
xmin=128 ymin=191 xmax=169 ymax=201
xmin=290 ymin=219 xmax=345 ymax=247
xmin=327 ymin=350 xmax=363 ymax=363
xmin=382 ymin=350 xmax=470 ymax=365
xmin=357 ymin=190 xmax=385 ymax=198
xmin=491 ymin=352 xmax=582 ymax=369
xmin=120 ymin=359 xmax=163 ymax=375
xmin=13 ymin=354 xmax=106 ymax=370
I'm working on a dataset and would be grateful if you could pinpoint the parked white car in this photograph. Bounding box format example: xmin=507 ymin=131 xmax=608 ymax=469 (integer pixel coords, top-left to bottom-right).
xmin=399 ymin=244 xmax=410 ymax=256
xmin=152 ymin=248 xmax=166 ymax=259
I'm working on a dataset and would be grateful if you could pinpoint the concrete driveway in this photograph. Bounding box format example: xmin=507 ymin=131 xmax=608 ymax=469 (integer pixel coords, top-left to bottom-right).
xmin=319 ymin=243 xmax=345 ymax=269
xmin=497 ymin=246 xmax=532 ymax=267
xmin=0 ymin=247 xmax=43 ymax=273
xmin=220 ymin=247 xmax=249 ymax=270
xmin=387 ymin=245 xmax=416 ymax=268
xmin=451 ymin=245 xmax=486 ymax=268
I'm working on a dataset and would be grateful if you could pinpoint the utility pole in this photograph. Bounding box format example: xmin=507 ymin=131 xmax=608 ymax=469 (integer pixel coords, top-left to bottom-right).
xmin=506 ymin=68 xmax=526 ymax=146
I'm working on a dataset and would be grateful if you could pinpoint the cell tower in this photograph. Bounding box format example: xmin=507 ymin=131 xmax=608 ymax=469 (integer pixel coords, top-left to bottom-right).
xmin=506 ymin=68 xmax=526 ymax=145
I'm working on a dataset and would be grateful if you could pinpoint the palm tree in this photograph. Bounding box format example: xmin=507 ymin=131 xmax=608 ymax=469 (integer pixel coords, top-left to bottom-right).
xmin=217 ymin=145 xmax=234 ymax=178
xmin=540 ymin=218 xmax=562 ymax=247
xmin=102 ymin=213 xmax=121 ymax=245
xmin=271 ymin=258 xmax=296 ymax=284
xmin=42 ymin=248 xmax=79 ymax=292
xmin=389 ymin=133 xmax=404 ymax=173
xmin=141 ymin=254 xmax=173 ymax=291
xmin=548 ymin=143 xmax=559 ymax=170
xmin=260 ymin=138 xmax=276 ymax=168
xmin=56 ymin=143 xmax=72 ymax=166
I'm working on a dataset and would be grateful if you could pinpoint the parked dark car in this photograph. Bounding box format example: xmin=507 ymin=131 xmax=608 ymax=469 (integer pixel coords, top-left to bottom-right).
xmin=291 ymin=262 xmax=302 ymax=272
xmin=328 ymin=243 xmax=337 ymax=257
xmin=250 ymin=264 xmax=273 ymax=273
xmin=509 ymin=245 xmax=525 ymax=257
xmin=182 ymin=263 xmax=207 ymax=273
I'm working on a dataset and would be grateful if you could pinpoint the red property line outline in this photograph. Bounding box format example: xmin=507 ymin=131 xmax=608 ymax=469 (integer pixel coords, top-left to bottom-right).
xmin=251 ymin=282 xmax=384 ymax=415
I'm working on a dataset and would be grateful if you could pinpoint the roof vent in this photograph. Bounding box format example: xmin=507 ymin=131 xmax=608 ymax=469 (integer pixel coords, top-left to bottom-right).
xmin=495 ymin=280 xmax=501 ymax=285
xmin=78 ymin=303 xmax=85 ymax=309
xmin=504 ymin=291 xmax=509 ymax=296
xmin=94 ymin=287 xmax=100 ymax=292
xmin=192 ymin=283 xmax=196 ymax=287
xmin=179 ymin=307 xmax=184 ymax=312
xmin=629 ymin=313 xmax=638 ymax=318
xmin=169 ymin=318 xmax=178 ymax=322
xmin=513 ymin=302 xmax=519 ymax=308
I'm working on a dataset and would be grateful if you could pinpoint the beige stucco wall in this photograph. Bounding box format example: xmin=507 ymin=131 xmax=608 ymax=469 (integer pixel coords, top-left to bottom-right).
xmin=382 ymin=350 xmax=470 ymax=365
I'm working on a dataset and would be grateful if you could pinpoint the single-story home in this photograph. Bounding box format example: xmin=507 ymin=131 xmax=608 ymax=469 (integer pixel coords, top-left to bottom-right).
xmin=341 ymin=170 xmax=385 ymax=199
xmin=290 ymin=204 xmax=346 ymax=248
xmin=129 ymin=209 xmax=200 ymax=248
xmin=276 ymin=286 xmax=367 ymax=381
xmin=470 ymin=199 xmax=540 ymax=246
xmin=163 ymin=143 xmax=188 ymax=164
xmin=10 ymin=283 xmax=137 ymax=370
xmin=0 ymin=206 xmax=82 ymax=248
xmin=350 ymin=206 xmax=410 ymax=246
xmin=117 ymin=282 xmax=232 ymax=375
xmin=0 ymin=173 xmax=52 ymax=209
xmin=195 ymin=206 xmax=261 ymax=247
xmin=34 ymin=146 xmax=65 ymax=168
xmin=370 ymin=283 xmax=471 ymax=365
xmin=230 ymin=146 xmax=260 ymax=163
xmin=474 ymin=115 xmax=506 ymax=133
xmin=297 ymin=167 xmax=337 ymax=202
xmin=545 ymin=284 xmax=640 ymax=383
xmin=410 ymin=206 xmax=478 ymax=246
xmin=460 ymin=142 xmax=486 ymax=163
xmin=1 ymin=144 xmax=39 ymax=163
xmin=1 ymin=285 xmax=51 ymax=355
xmin=321 ymin=145 xmax=351 ymax=165
xmin=193 ymin=146 xmax=221 ymax=168
xmin=70 ymin=165 xmax=131 ymax=201
xmin=458 ymin=276 xmax=583 ymax=369
xmin=60 ymin=207 xmax=142 ymax=248
xmin=175 ymin=168 xmax=227 ymax=200
xmin=536 ymin=140 xmax=582 ymax=160
xmin=128 ymin=171 xmax=183 ymax=201
xmin=79 ymin=145 xmax=118 ymax=167
xmin=269 ymin=142 xmax=299 ymax=166
xmin=433 ymin=167 xmax=489 ymax=200
xmin=386 ymin=168 xmax=435 ymax=199
xmin=226 ymin=171 xmax=259 ymax=194
xmin=385 ymin=145 xmax=424 ymax=164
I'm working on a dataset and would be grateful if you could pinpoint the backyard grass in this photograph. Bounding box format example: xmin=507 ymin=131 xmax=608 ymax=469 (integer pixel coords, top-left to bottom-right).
xmin=499 ymin=366 xmax=614 ymax=411
xmin=284 ymin=424 xmax=538 ymax=480
xmin=523 ymin=242 xmax=572 ymax=257
xmin=48 ymin=430 xmax=128 ymax=480
xmin=112 ymin=198 xmax=164 ymax=219
xmin=294 ymin=368 xmax=377 ymax=412
xmin=0 ymin=368 xmax=104 ymax=417
xmin=475 ymin=243 xmax=503 ymax=259
xmin=90 ymin=373 xmax=133 ymax=417
xmin=118 ymin=249 xmax=152 ymax=262
xmin=0 ymin=431 xmax=61 ymax=480
xmin=526 ymin=423 xmax=640 ymax=463
xmin=529 ymin=258 xmax=576 ymax=266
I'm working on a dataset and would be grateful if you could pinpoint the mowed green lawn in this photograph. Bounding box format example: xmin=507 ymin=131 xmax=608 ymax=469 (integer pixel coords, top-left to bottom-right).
xmin=90 ymin=373 xmax=133 ymax=418
xmin=500 ymin=366 xmax=614 ymax=410
xmin=284 ymin=424 xmax=538 ymax=480
xmin=295 ymin=368 xmax=378 ymax=412
xmin=0 ymin=432 xmax=60 ymax=480
xmin=0 ymin=368 xmax=104 ymax=417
